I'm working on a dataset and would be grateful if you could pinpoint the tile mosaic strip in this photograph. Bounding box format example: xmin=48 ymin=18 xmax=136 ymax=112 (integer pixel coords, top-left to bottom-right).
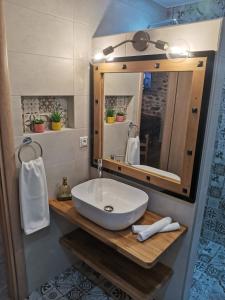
xmin=105 ymin=96 xmax=132 ymax=115
xmin=21 ymin=96 xmax=70 ymax=133
xmin=29 ymin=259 xmax=132 ymax=300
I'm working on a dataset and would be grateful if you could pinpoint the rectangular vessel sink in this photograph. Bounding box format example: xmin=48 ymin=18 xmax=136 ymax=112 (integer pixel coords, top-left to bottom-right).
xmin=71 ymin=178 xmax=148 ymax=231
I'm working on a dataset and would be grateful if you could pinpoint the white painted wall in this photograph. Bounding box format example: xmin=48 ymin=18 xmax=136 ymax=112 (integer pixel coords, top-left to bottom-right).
xmin=92 ymin=18 xmax=223 ymax=300
xmin=103 ymin=72 xmax=141 ymax=160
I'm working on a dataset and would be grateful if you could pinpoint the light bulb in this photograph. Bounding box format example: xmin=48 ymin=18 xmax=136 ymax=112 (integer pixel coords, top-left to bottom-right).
xmin=106 ymin=54 xmax=114 ymax=62
xmin=94 ymin=52 xmax=104 ymax=61
xmin=166 ymin=39 xmax=190 ymax=61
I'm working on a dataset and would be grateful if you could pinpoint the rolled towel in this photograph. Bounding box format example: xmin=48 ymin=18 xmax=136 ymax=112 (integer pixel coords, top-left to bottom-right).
xmin=137 ymin=217 xmax=172 ymax=242
xmin=132 ymin=222 xmax=180 ymax=234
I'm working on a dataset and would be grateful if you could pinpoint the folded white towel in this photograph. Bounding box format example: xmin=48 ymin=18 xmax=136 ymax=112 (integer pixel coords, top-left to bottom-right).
xmin=19 ymin=157 xmax=50 ymax=235
xmin=137 ymin=217 xmax=172 ymax=242
xmin=132 ymin=222 xmax=180 ymax=234
xmin=125 ymin=136 xmax=140 ymax=165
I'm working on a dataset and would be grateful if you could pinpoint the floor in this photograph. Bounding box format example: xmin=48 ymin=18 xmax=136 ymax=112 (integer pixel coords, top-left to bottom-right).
xmin=190 ymin=238 xmax=225 ymax=300
xmin=29 ymin=259 xmax=132 ymax=300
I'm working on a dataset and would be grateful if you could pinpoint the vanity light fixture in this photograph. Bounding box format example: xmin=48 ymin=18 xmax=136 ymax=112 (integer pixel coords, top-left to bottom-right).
xmin=103 ymin=31 xmax=169 ymax=56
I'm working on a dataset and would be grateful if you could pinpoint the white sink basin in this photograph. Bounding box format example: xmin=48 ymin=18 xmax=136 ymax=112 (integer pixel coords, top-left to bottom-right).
xmin=71 ymin=178 xmax=148 ymax=231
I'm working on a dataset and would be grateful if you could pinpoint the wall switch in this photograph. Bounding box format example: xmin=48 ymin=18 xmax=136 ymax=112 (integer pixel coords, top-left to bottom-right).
xmin=80 ymin=136 xmax=88 ymax=148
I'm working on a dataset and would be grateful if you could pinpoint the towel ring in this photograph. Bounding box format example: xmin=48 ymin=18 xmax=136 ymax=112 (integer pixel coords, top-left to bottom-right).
xmin=18 ymin=137 xmax=43 ymax=163
xmin=128 ymin=122 xmax=138 ymax=137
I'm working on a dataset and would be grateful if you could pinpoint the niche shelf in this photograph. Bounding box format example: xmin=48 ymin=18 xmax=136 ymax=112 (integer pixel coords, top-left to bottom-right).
xmin=21 ymin=96 xmax=74 ymax=134
xmin=23 ymin=127 xmax=75 ymax=137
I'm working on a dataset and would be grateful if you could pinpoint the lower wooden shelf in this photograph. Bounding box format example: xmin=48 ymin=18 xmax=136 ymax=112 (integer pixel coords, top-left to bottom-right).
xmin=60 ymin=229 xmax=173 ymax=300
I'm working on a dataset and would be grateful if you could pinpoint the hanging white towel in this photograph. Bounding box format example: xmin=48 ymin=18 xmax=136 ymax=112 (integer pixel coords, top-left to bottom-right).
xmin=19 ymin=157 xmax=50 ymax=235
xmin=125 ymin=136 xmax=140 ymax=165
xmin=132 ymin=222 xmax=180 ymax=234
xmin=137 ymin=217 xmax=172 ymax=242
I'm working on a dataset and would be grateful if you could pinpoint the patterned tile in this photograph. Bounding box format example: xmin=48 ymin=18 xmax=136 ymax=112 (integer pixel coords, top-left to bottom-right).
xmin=42 ymin=288 xmax=62 ymax=300
xmin=21 ymin=96 xmax=72 ymax=133
xmin=64 ymin=286 xmax=83 ymax=300
xmin=190 ymin=239 xmax=225 ymax=300
xmin=105 ymin=96 xmax=132 ymax=117
xmin=73 ymin=261 xmax=104 ymax=285
xmin=29 ymin=262 xmax=131 ymax=300
xmin=173 ymin=4 xmax=225 ymax=298
xmin=99 ymin=279 xmax=132 ymax=300
xmin=80 ymin=286 xmax=112 ymax=300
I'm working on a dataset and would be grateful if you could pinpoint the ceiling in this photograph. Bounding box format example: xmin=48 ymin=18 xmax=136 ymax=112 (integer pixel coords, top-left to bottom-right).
xmin=153 ymin=0 xmax=201 ymax=8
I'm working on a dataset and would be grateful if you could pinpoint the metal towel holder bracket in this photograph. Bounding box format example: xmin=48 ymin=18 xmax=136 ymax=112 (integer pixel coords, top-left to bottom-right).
xmin=18 ymin=137 xmax=43 ymax=163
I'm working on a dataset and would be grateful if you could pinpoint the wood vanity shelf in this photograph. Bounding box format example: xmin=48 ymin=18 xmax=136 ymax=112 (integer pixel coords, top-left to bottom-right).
xmin=49 ymin=200 xmax=187 ymax=299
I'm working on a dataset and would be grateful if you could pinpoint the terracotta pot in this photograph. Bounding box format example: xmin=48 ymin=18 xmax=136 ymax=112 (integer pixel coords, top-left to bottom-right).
xmin=34 ymin=123 xmax=45 ymax=133
xmin=52 ymin=121 xmax=61 ymax=131
xmin=107 ymin=116 xmax=115 ymax=124
xmin=116 ymin=115 xmax=125 ymax=122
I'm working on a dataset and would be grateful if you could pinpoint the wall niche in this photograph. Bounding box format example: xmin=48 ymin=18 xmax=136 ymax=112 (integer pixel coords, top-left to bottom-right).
xmin=21 ymin=96 xmax=74 ymax=133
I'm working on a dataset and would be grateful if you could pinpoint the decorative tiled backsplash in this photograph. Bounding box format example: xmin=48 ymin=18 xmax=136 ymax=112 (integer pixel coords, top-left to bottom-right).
xmin=105 ymin=96 xmax=132 ymax=114
xmin=21 ymin=96 xmax=72 ymax=133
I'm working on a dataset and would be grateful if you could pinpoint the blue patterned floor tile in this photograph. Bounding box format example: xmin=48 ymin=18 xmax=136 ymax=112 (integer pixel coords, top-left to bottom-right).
xmin=39 ymin=281 xmax=55 ymax=296
xmin=30 ymin=262 xmax=131 ymax=300
xmin=42 ymin=287 xmax=63 ymax=300
xmin=99 ymin=280 xmax=132 ymax=300
xmin=77 ymin=277 xmax=95 ymax=293
xmin=79 ymin=286 xmax=112 ymax=300
xmin=64 ymin=286 xmax=84 ymax=300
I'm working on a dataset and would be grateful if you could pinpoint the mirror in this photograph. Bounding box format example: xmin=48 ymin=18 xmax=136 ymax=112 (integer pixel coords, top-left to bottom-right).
xmin=93 ymin=57 xmax=209 ymax=200
xmin=103 ymin=71 xmax=194 ymax=184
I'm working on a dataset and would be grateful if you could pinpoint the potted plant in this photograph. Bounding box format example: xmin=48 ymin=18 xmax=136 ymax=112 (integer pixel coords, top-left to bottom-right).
xmin=116 ymin=111 xmax=126 ymax=122
xmin=106 ymin=108 xmax=115 ymax=124
xmin=33 ymin=118 xmax=45 ymax=133
xmin=51 ymin=111 xmax=62 ymax=131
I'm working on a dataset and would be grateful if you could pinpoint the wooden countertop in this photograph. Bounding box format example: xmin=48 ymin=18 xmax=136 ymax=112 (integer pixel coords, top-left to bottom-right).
xmin=49 ymin=199 xmax=187 ymax=269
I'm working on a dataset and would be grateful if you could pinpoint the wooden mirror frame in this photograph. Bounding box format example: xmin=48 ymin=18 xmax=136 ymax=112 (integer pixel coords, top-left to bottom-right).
xmin=92 ymin=53 xmax=215 ymax=201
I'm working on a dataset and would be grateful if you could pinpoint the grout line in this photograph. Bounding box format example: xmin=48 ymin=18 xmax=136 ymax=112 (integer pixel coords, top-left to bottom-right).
xmin=8 ymin=49 xmax=73 ymax=61
xmin=5 ymin=0 xmax=74 ymax=24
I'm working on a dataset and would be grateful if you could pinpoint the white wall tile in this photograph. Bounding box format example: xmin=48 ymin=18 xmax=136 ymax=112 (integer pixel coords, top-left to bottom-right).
xmin=46 ymin=157 xmax=89 ymax=198
xmin=74 ymin=22 xmax=92 ymax=59
xmin=5 ymin=2 xmax=73 ymax=59
xmin=10 ymin=96 xmax=23 ymax=137
xmin=74 ymin=59 xmax=90 ymax=96
xmin=15 ymin=129 xmax=88 ymax=168
xmin=8 ymin=52 xmax=73 ymax=95
xmin=74 ymin=0 xmax=111 ymax=35
xmin=5 ymin=0 xmax=74 ymax=21
xmin=74 ymin=95 xmax=89 ymax=129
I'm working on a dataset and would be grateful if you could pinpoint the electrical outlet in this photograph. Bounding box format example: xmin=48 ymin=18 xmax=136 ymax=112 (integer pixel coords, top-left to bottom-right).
xmin=80 ymin=136 xmax=88 ymax=148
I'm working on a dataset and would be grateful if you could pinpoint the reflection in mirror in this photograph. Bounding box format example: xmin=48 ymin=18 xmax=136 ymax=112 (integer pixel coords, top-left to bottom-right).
xmin=103 ymin=71 xmax=193 ymax=183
